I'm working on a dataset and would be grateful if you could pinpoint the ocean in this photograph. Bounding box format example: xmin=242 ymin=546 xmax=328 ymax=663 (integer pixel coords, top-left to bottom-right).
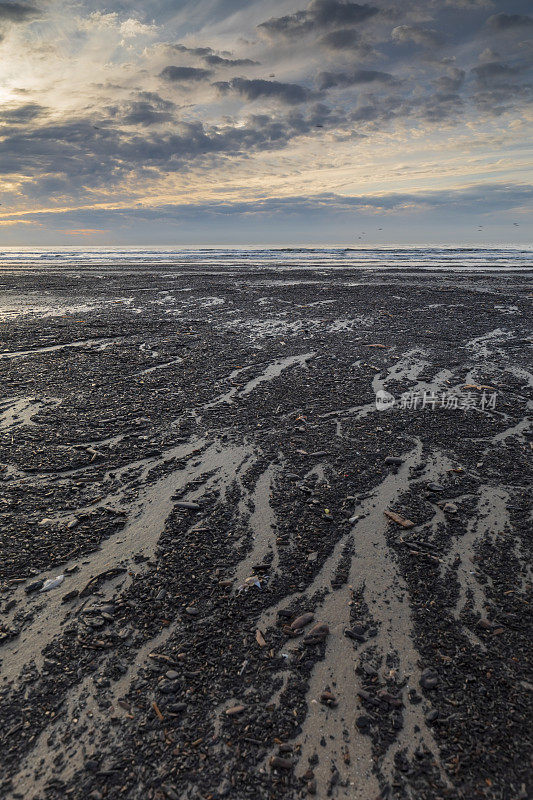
xmin=0 ymin=245 xmax=531 ymax=272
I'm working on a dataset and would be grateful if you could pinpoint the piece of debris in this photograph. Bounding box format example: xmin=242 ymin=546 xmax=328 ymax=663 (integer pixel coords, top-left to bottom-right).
xmin=384 ymin=510 xmax=415 ymax=529
xmin=40 ymin=575 xmax=65 ymax=592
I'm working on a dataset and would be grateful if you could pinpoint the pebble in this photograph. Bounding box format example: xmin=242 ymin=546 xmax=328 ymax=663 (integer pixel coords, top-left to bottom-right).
xmin=356 ymin=715 xmax=371 ymax=731
xmin=174 ymin=501 xmax=200 ymax=510
xmin=158 ymin=681 xmax=179 ymax=695
xmin=225 ymin=705 xmax=245 ymax=716
xmin=168 ymin=703 xmax=187 ymax=713
xmin=320 ymin=690 xmax=338 ymax=707
xmin=291 ymin=612 xmax=314 ymax=631
xmin=303 ymin=623 xmax=329 ymax=645
xmin=185 ymin=607 xmax=198 ymax=616
xmin=443 ymin=502 xmax=458 ymax=513
xmin=25 ymin=579 xmax=44 ymax=594
xmin=344 ymin=625 xmax=365 ymax=642
xmin=420 ymin=668 xmax=439 ymax=689
xmin=270 ymin=756 xmax=293 ymax=771
xmin=385 ymin=456 xmax=403 ymax=465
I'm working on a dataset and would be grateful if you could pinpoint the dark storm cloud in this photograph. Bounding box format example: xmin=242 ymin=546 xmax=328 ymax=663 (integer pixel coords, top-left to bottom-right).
xmin=0 ymin=2 xmax=39 ymax=22
xmin=159 ymin=65 xmax=212 ymax=81
xmin=317 ymin=69 xmax=395 ymax=90
xmin=214 ymin=77 xmax=314 ymax=104
xmin=486 ymin=13 xmax=533 ymax=31
xmin=258 ymin=0 xmax=378 ymax=39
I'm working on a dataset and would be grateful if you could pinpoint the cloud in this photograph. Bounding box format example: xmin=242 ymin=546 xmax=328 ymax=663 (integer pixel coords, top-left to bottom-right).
xmin=472 ymin=61 xmax=521 ymax=83
xmin=204 ymin=54 xmax=258 ymax=67
xmin=433 ymin=68 xmax=465 ymax=92
xmin=0 ymin=102 xmax=45 ymax=123
xmin=0 ymin=0 xmax=531 ymax=243
xmin=9 ymin=183 xmax=532 ymax=227
xmin=317 ymin=68 xmax=395 ymax=90
xmin=159 ymin=65 xmax=212 ymax=81
xmin=117 ymin=94 xmax=176 ymax=126
xmin=318 ymin=28 xmax=361 ymax=48
xmin=171 ymin=43 xmax=257 ymax=67
xmin=258 ymin=0 xmax=379 ymax=39
xmin=214 ymin=77 xmax=314 ymax=104
xmin=486 ymin=13 xmax=533 ymax=31
xmin=0 ymin=2 xmax=39 ymax=22
xmin=391 ymin=25 xmax=444 ymax=48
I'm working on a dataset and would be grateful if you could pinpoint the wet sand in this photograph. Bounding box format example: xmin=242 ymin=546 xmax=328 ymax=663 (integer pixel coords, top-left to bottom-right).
xmin=0 ymin=263 xmax=531 ymax=800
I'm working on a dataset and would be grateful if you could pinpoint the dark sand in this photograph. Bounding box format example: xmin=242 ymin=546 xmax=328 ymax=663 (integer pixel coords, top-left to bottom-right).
xmin=0 ymin=263 xmax=531 ymax=800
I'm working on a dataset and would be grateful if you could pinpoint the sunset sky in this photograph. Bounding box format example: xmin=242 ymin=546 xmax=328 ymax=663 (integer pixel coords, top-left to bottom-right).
xmin=0 ymin=0 xmax=531 ymax=245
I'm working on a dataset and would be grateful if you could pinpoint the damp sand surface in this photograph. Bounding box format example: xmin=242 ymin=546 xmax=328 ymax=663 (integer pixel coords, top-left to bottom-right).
xmin=0 ymin=262 xmax=531 ymax=800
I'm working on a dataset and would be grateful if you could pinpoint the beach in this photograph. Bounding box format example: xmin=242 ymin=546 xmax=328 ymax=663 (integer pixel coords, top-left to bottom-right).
xmin=0 ymin=253 xmax=531 ymax=800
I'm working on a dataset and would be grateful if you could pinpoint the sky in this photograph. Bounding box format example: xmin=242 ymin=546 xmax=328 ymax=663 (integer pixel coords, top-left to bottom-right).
xmin=0 ymin=0 xmax=531 ymax=245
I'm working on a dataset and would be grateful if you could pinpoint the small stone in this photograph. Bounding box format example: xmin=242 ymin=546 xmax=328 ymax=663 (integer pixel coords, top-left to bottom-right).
xmin=270 ymin=756 xmax=293 ymax=771
xmin=61 ymin=590 xmax=79 ymax=603
xmin=165 ymin=670 xmax=179 ymax=680
xmin=174 ymin=501 xmax=200 ymax=510
xmin=168 ymin=703 xmax=187 ymax=713
xmin=225 ymin=705 xmax=245 ymax=716
xmin=158 ymin=681 xmax=178 ymax=695
xmin=420 ymin=668 xmax=439 ymax=689
xmin=304 ymin=623 xmax=329 ymax=645
xmin=320 ymin=690 xmax=337 ymax=707
xmin=443 ymin=502 xmax=458 ymax=514
xmin=291 ymin=613 xmax=314 ymax=631
xmin=356 ymin=715 xmax=371 ymax=731
xmin=385 ymin=457 xmax=403 ymax=466
xmin=426 ymin=709 xmax=439 ymax=723
xmin=277 ymin=609 xmax=293 ymax=619
xmin=344 ymin=627 xmax=365 ymax=642
xmin=307 ymin=779 xmax=317 ymax=795
xmin=25 ymin=579 xmax=44 ymax=594
xmin=185 ymin=607 xmax=198 ymax=616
